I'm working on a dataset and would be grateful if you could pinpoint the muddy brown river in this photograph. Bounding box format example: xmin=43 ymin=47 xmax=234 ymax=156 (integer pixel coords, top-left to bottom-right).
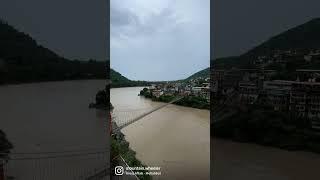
xmin=111 ymin=87 xmax=210 ymax=180
xmin=112 ymin=87 xmax=320 ymax=180
xmin=0 ymin=80 xmax=108 ymax=180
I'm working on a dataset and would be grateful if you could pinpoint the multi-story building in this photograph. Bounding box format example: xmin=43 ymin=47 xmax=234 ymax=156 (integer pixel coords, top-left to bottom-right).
xmin=289 ymin=81 xmax=320 ymax=131
xmin=151 ymin=89 xmax=163 ymax=98
xmin=211 ymin=69 xmax=225 ymax=96
xmin=296 ymin=69 xmax=320 ymax=82
xmin=221 ymin=69 xmax=243 ymax=94
xmin=263 ymin=80 xmax=293 ymax=111
xmin=238 ymin=81 xmax=259 ymax=104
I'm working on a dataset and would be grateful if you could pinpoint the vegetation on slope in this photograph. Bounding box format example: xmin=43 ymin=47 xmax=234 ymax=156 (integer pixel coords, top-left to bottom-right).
xmin=110 ymin=68 xmax=151 ymax=88
xmin=185 ymin=67 xmax=209 ymax=81
xmin=0 ymin=19 xmax=106 ymax=84
xmin=111 ymin=135 xmax=152 ymax=180
xmin=244 ymin=18 xmax=320 ymax=57
xmin=110 ymin=64 xmax=210 ymax=87
xmin=212 ymin=18 xmax=320 ymax=70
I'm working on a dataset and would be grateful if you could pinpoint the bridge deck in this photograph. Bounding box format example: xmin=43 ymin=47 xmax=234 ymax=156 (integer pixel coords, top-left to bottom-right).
xmin=112 ymin=97 xmax=184 ymax=132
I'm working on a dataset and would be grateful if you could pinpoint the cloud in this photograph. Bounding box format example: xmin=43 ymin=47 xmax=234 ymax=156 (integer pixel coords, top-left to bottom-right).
xmin=110 ymin=6 xmax=136 ymax=27
xmin=111 ymin=1 xmax=184 ymax=41
xmin=111 ymin=0 xmax=210 ymax=81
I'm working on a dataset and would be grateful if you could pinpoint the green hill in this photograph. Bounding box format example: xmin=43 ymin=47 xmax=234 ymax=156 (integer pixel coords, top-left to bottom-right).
xmin=185 ymin=67 xmax=209 ymax=81
xmin=110 ymin=68 xmax=150 ymax=88
xmin=109 ymin=67 xmax=211 ymax=86
xmin=0 ymin=19 xmax=106 ymax=84
xmin=244 ymin=18 xmax=320 ymax=57
xmin=212 ymin=18 xmax=320 ymax=69
xmin=110 ymin=67 xmax=211 ymax=87
xmin=110 ymin=68 xmax=132 ymax=86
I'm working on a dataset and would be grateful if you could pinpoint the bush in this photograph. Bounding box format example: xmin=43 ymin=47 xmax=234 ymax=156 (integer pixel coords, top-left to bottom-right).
xmin=0 ymin=130 xmax=13 ymax=159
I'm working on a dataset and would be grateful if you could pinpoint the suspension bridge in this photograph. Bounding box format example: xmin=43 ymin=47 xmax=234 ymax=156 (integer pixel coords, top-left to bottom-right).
xmin=0 ymin=96 xmax=185 ymax=180
xmin=111 ymin=96 xmax=184 ymax=132
xmin=111 ymin=91 xmax=238 ymax=134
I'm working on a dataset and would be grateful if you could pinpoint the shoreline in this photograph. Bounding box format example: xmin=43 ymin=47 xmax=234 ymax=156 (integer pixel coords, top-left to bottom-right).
xmin=141 ymin=95 xmax=210 ymax=110
xmin=110 ymin=86 xmax=146 ymax=89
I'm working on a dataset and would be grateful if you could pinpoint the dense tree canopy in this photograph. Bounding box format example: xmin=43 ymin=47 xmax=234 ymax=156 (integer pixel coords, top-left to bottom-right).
xmin=0 ymin=19 xmax=106 ymax=84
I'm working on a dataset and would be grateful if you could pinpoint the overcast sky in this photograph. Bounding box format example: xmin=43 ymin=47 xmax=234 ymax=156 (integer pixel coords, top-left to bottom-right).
xmin=111 ymin=0 xmax=210 ymax=81
xmin=0 ymin=0 xmax=108 ymax=61
xmin=213 ymin=0 xmax=320 ymax=59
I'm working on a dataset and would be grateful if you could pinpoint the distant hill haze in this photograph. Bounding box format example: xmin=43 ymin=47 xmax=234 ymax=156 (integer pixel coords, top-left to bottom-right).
xmin=212 ymin=18 xmax=320 ymax=70
xmin=110 ymin=67 xmax=210 ymax=88
xmin=0 ymin=19 xmax=106 ymax=84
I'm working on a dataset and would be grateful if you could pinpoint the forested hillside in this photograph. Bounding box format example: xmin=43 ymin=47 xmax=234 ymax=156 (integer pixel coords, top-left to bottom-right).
xmin=0 ymin=19 xmax=106 ymax=84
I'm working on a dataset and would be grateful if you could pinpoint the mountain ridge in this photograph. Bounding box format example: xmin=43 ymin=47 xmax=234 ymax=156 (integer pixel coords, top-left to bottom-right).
xmin=185 ymin=67 xmax=209 ymax=81
xmin=110 ymin=68 xmax=151 ymax=88
xmin=212 ymin=17 xmax=320 ymax=69
xmin=110 ymin=67 xmax=210 ymax=87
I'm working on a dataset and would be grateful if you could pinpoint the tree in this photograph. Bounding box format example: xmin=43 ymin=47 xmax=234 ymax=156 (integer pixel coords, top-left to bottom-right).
xmin=95 ymin=90 xmax=107 ymax=105
xmin=0 ymin=130 xmax=13 ymax=159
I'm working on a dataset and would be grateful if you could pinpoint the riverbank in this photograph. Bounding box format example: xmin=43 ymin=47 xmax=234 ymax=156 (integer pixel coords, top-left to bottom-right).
xmin=111 ymin=122 xmax=152 ymax=180
xmin=212 ymin=104 xmax=320 ymax=153
xmin=139 ymin=88 xmax=209 ymax=110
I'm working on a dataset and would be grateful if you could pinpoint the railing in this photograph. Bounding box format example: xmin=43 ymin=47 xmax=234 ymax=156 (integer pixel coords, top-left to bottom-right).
xmin=2 ymin=148 xmax=109 ymax=180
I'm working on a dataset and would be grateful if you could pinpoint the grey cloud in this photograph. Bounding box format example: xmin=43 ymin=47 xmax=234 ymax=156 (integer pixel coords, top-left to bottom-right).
xmin=111 ymin=2 xmax=180 ymax=40
xmin=111 ymin=6 xmax=138 ymax=27
xmin=111 ymin=0 xmax=210 ymax=81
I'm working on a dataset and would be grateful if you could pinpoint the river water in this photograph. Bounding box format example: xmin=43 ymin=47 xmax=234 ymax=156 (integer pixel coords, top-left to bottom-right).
xmin=0 ymin=80 xmax=109 ymax=180
xmin=111 ymin=87 xmax=320 ymax=180
xmin=213 ymin=138 xmax=320 ymax=180
xmin=3 ymin=82 xmax=317 ymax=180
xmin=111 ymin=87 xmax=210 ymax=180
